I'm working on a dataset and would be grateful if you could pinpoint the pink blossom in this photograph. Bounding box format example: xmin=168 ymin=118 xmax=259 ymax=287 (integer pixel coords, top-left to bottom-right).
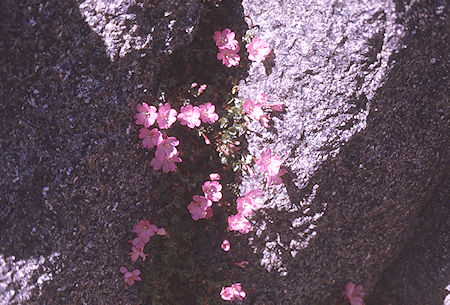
xmin=156 ymin=103 xmax=177 ymax=129
xmin=343 ymin=282 xmax=365 ymax=305
xmin=150 ymin=152 xmax=182 ymax=172
xmin=236 ymin=189 xmax=263 ymax=216
xmin=133 ymin=220 xmax=158 ymax=240
xmin=202 ymin=180 xmax=222 ymax=202
xmin=267 ymin=168 xmax=287 ymax=186
xmin=209 ymin=173 xmax=221 ymax=180
xmin=213 ymin=28 xmax=239 ymax=50
xmin=139 ymin=128 xmax=163 ymax=148
xmin=198 ymin=102 xmax=219 ymax=124
xmin=187 ymin=195 xmax=213 ymax=221
xmin=221 ymin=239 xmax=230 ymax=251
xmin=130 ymin=235 xmax=149 ymax=250
xmin=120 ymin=267 xmax=141 ymax=286
xmin=246 ymin=37 xmax=271 ymax=62
xmin=177 ymin=105 xmax=201 ymax=128
xmin=134 ymin=103 xmax=157 ymax=128
xmin=155 ymin=137 xmax=179 ymax=160
xmin=256 ymin=148 xmax=282 ymax=177
xmin=243 ymin=98 xmax=264 ymax=120
xmin=217 ymin=46 xmax=240 ymax=67
xmin=129 ymin=246 xmax=148 ymax=262
xmin=220 ymin=283 xmax=246 ymax=301
xmin=228 ymin=213 xmax=251 ymax=234
xmin=197 ymin=84 xmax=207 ymax=95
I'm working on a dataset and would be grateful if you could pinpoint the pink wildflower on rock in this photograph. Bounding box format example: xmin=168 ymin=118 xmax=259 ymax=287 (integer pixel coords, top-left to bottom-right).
xmin=267 ymin=168 xmax=288 ymax=186
xmin=209 ymin=173 xmax=221 ymax=181
xmin=343 ymin=282 xmax=365 ymax=305
xmin=120 ymin=267 xmax=141 ymax=286
xmin=220 ymin=283 xmax=246 ymax=301
xmin=213 ymin=28 xmax=239 ymax=50
xmin=133 ymin=220 xmax=158 ymax=240
xmin=177 ymin=105 xmax=201 ymax=128
xmin=243 ymin=98 xmax=264 ymax=120
xmin=256 ymin=148 xmax=282 ymax=177
xmin=130 ymin=235 xmax=149 ymax=250
xmin=246 ymin=37 xmax=271 ymax=62
xmin=155 ymin=137 xmax=179 ymax=160
xmin=156 ymin=103 xmax=177 ymax=129
xmin=221 ymin=239 xmax=230 ymax=251
xmin=202 ymin=180 xmax=222 ymax=202
xmin=139 ymin=128 xmax=163 ymax=149
xmin=228 ymin=213 xmax=251 ymax=234
xmin=217 ymin=46 xmax=240 ymax=67
xmin=150 ymin=151 xmax=182 ymax=173
xmin=134 ymin=103 xmax=157 ymax=128
xmin=236 ymin=189 xmax=263 ymax=216
xmin=187 ymin=195 xmax=213 ymax=221
xmin=129 ymin=246 xmax=148 ymax=262
xmin=198 ymin=102 xmax=219 ymax=124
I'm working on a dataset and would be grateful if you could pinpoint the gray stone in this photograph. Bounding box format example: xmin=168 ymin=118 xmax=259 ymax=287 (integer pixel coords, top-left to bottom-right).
xmin=235 ymin=0 xmax=448 ymax=304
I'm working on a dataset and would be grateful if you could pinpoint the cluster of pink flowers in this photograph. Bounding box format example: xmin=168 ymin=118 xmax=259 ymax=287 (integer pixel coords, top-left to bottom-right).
xmin=214 ymin=28 xmax=240 ymax=67
xmin=243 ymin=92 xmax=285 ymax=128
xmin=134 ymin=101 xmax=218 ymax=172
xmin=256 ymin=148 xmax=286 ymax=185
xmin=187 ymin=173 xmax=222 ymax=220
xmin=120 ymin=220 xmax=166 ymax=286
xmin=220 ymin=283 xmax=246 ymax=301
xmin=227 ymin=188 xmax=263 ymax=234
xmin=343 ymin=282 xmax=365 ymax=305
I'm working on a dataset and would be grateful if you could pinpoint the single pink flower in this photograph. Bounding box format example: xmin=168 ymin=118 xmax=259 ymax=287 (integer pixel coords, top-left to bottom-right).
xmin=156 ymin=103 xmax=177 ymax=129
xmin=220 ymin=283 xmax=246 ymax=301
xmin=221 ymin=239 xmax=230 ymax=251
xmin=187 ymin=195 xmax=213 ymax=221
xmin=217 ymin=46 xmax=240 ymax=67
xmin=209 ymin=173 xmax=221 ymax=181
xmin=246 ymin=37 xmax=271 ymax=62
xmin=139 ymin=128 xmax=163 ymax=149
xmin=151 ymin=151 xmax=182 ymax=172
xmin=129 ymin=246 xmax=148 ymax=262
xmin=343 ymin=282 xmax=365 ymax=305
xmin=256 ymin=148 xmax=282 ymax=177
xmin=213 ymin=28 xmax=239 ymax=50
xmin=202 ymin=180 xmax=222 ymax=202
xmin=120 ymin=267 xmax=141 ymax=286
xmin=228 ymin=213 xmax=251 ymax=234
xmin=236 ymin=189 xmax=263 ymax=216
xmin=177 ymin=105 xmax=201 ymax=128
xmin=243 ymin=98 xmax=264 ymax=120
xmin=197 ymin=84 xmax=207 ymax=95
xmin=198 ymin=102 xmax=219 ymax=124
xmin=267 ymin=168 xmax=288 ymax=186
xmin=134 ymin=103 xmax=157 ymax=128
xmin=129 ymin=235 xmax=149 ymax=250
xmin=155 ymin=137 xmax=179 ymax=160
xmin=133 ymin=220 xmax=158 ymax=240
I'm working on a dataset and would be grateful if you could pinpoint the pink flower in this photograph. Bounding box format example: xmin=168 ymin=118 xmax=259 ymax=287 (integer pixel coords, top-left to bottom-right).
xmin=120 ymin=267 xmax=141 ymax=286
xmin=243 ymin=98 xmax=264 ymax=120
xmin=246 ymin=37 xmax=271 ymax=62
xmin=221 ymin=239 xmax=230 ymax=251
xmin=139 ymin=128 xmax=163 ymax=149
xmin=209 ymin=173 xmax=221 ymax=181
xmin=236 ymin=189 xmax=263 ymax=216
xmin=187 ymin=195 xmax=213 ymax=221
xmin=256 ymin=148 xmax=282 ymax=177
xmin=343 ymin=282 xmax=365 ymax=305
xmin=267 ymin=168 xmax=287 ymax=185
xmin=150 ymin=151 xmax=182 ymax=172
xmin=129 ymin=246 xmax=148 ymax=262
xmin=220 ymin=283 xmax=246 ymax=301
xmin=130 ymin=235 xmax=149 ymax=250
xmin=217 ymin=46 xmax=240 ymax=67
xmin=133 ymin=220 xmax=158 ymax=240
xmin=202 ymin=180 xmax=222 ymax=202
xmin=177 ymin=105 xmax=201 ymax=128
xmin=156 ymin=103 xmax=177 ymax=129
xmin=213 ymin=28 xmax=239 ymax=50
xmin=134 ymin=103 xmax=157 ymax=128
xmin=198 ymin=102 xmax=219 ymax=124
xmin=228 ymin=213 xmax=251 ymax=234
xmin=155 ymin=137 xmax=179 ymax=160
xmin=197 ymin=84 xmax=207 ymax=95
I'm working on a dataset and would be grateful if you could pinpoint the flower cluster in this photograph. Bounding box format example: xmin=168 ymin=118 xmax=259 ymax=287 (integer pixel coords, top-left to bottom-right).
xmin=187 ymin=173 xmax=222 ymax=220
xmin=134 ymin=101 xmax=218 ymax=172
xmin=256 ymin=148 xmax=286 ymax=185
xmin=343 ymin=282 xmax=365 ymax=305
xmin=120 ymin=220 xmax=166 ymax=286
xmin=214 ymin=28 xmax=240 ymax=67
xmin=220 ymin=283 xmax=246 ymax=301
xmin=227 ymin=188 xmax=263 ymax=234
xmin=243 ymin=92 xmax=285 ymax=128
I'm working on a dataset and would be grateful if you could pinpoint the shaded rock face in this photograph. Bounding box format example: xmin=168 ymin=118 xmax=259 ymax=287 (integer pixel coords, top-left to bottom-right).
xmin=0 ymin=0 xmax=200 ymax=304
xmin=236 ymin=0 xmax=448 ymax=304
